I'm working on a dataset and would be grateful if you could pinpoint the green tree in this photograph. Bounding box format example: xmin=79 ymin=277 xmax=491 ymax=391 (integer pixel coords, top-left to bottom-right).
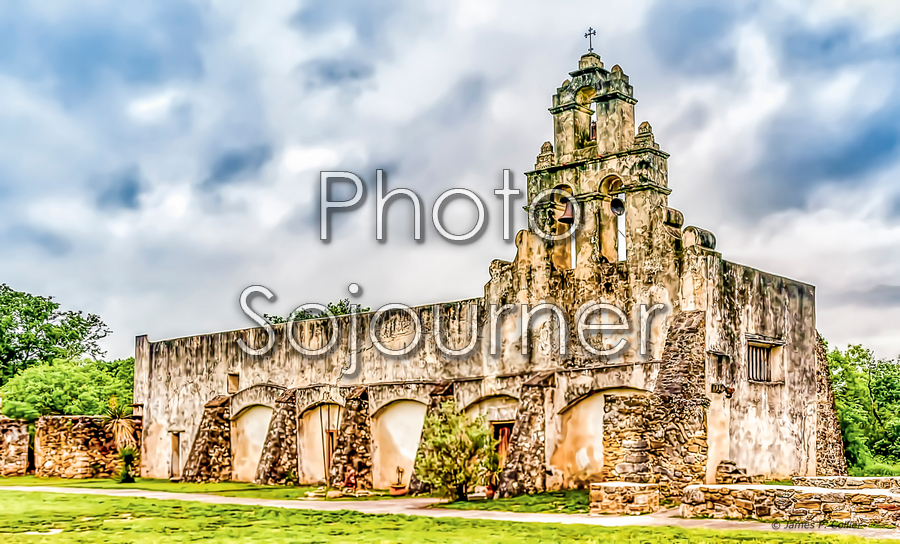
xmin=414 ymin=400 xmax=497 ymax=502
xmin=264 ymin=299 xmax=369 ymax=324
xmin=0 ymin=358 xmax=134 ymax=421
xmin=0 ymin=284 xmax=111 ymax=385
xmin=828 ymin=343 xmax=900 ymax=471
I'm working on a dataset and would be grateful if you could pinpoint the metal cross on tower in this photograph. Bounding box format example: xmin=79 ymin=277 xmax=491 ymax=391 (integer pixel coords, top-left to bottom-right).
xmin=584 ymin=27 xmax=596 ymax=52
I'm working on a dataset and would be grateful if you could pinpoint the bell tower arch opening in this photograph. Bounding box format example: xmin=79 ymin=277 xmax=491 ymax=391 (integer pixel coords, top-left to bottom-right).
xmin=599 ymin=176 xmax=626 ymax=263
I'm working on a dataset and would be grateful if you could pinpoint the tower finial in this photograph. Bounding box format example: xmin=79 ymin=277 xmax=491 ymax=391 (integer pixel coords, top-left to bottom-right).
xmin=584 ymin=27 xmax=596 ymax=53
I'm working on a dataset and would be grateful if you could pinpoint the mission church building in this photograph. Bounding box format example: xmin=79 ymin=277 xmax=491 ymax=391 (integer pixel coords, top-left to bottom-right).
xmin=133 ymin=51 xmax=846 ymax=498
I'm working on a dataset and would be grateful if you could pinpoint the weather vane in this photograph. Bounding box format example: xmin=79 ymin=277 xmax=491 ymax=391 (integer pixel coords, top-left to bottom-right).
xmin=584 ymin=27 xmax=596 ymax=53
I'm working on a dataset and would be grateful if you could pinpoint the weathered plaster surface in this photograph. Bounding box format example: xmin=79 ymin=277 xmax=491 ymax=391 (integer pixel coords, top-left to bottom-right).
xmin=371 ymin=400 xmax=427 ymax=489
xmin=231 ymin=405 xmax=273 ymax=482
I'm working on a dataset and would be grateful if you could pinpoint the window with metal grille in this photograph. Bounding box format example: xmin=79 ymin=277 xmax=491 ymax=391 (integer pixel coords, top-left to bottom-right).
xmin=748 ymin=345 xmax=773 ymax=382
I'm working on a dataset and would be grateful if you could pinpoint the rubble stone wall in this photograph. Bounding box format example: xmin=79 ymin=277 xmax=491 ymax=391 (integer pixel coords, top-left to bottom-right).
xmin=601 ymin=311 xmax=709 ymax=499
xmin=182 ymin=396 xmax=232 ymax=483
xmin=0 ymin=417 xmax=29 ymax=477
xmin=681 ymin=484 xmax=900 ymax=527
xmin=815 ymin=334 xmax=849 ymax=476
xmin=793 ymin=476 xmax=900 ymax=490
xmin=329 ymin=389 xmax=373 ymax=489
xmin=255 ymin=389 xmax=299 ymax=485
xmin=497 ymin=377 xmax=550 ymax=498
xmin=34 ymin=416 xmax=137 ymax=479
xmin=590 ymin=482 xmax=660 ymax=515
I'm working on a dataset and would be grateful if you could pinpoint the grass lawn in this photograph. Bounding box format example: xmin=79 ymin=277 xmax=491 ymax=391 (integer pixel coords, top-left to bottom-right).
xmin=435 ymin=490 xmax=590 ymax=514
xmin=0 ymin=491 xmax=895 ymax=544
xmin=0 ymin=475 xmax=397 ymax=501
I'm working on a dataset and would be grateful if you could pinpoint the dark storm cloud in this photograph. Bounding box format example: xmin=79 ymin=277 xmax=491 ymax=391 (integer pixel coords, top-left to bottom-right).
xmin=203 ymin=145 xmax=273 ymax=188
xmin=290 ymin=0 xmax=403 ymax=49
xmin=671 ymin=9 xmax=900 ymax=218
xmin=0 ymin=2 xmax=205 ymax=104
xmin=97 ymin=167 xmax=144 ymax=210
xmin=759 ymin=105 xmax=900 ymax=199
xmin=644 ymin=2 xmax=741 ymax=76
xmin=780 ymin=22 xmax=900 ymax=70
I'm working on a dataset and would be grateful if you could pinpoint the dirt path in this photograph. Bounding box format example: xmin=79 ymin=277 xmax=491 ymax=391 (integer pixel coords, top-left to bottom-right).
xmin=2 ymin=485 xmax=899 ymax=540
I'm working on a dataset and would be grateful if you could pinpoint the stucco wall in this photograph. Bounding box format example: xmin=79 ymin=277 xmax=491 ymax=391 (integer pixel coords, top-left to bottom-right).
xmin=231 ymin=405 xmax=273 ymax=482
xmin=297 ymin=403 xmax=341 ymax=484
xmin=715 ymin=261 xmax=817 ymax=479
xmin=547 ymin=387 xmax=651 ymax=488
xmin=371 ymin=400 xmax=427 ymax=489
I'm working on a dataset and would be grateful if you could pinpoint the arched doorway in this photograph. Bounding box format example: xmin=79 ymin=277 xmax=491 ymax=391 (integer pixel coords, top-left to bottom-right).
xmin=231 ymin=404 xmax=274 ymax=482
xmin=371 ymin=400 xmax=427 ymax=489
xmin=298 ymin=403 xmax=342 ymax=485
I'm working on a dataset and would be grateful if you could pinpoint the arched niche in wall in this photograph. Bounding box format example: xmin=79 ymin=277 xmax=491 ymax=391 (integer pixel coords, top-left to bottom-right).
xmin=231 ymin=404 xmax=274 ymax=482
xmin=574 ymin=86 xmax=597 ymax=149
xmin=297 ymin=402 xmax=342 ymax=485
xmin=370 ymin=399 xmax=427 ymax=489
xmin=548 ymin=387 xmax=649 ymax=488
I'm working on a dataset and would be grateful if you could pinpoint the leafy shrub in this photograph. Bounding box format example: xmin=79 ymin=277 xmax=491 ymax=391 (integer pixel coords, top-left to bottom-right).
xmin=0 ymin=358 xmax=133 ymax=418
xmin=413 ymin=400 xmax=497 ymax=502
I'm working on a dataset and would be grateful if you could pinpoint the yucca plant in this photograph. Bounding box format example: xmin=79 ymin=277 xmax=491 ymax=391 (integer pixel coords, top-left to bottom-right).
xmin=102 ymin=396 xmax=136 ymax=450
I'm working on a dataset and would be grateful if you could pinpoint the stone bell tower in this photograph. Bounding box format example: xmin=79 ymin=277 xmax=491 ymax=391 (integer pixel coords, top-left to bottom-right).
xmin=525 ymin=52 xmax=680 ymax=289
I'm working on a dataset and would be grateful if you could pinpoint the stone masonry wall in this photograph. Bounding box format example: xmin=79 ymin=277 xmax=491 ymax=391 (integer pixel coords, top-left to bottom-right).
xmin=682 ymin=484 xmax=900 ymax=527
xmin=255 ymin=388 xmax=299 ymax=485
xmin=35 ymin=416 xmax=126 ymax=478
xmin=182 ymin=395 xmax=232 ymax=483
xmin=497 ymin=374 xmax=552 ymax=498
xmin=602 ymin=394 xmax=707 ymax=498
xmin=601 ymin=311 xmax=709 ymax=499
xmin=815 ymin=333 xmax=848 ymax=476
xmin=0 ymin=417 xmax=29 ymax=476
xmin=793 ymin=476 xmax=900 ymax=490
xmin=329 ymin=387 xmax=373 ymax=490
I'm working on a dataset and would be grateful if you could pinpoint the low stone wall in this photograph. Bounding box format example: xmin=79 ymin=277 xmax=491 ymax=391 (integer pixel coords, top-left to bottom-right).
xmin=793 ymin=476 xmax=900 ymax=490
xmin=681 ymin=484 xmax=900 ymax=527
xmin=35 ymin=416 xmax=121 ymax=478
xmin=0 ymin=417 xmax=29 ymax=477
xmin=716 ymin=459 xmax=765 ymax=485
xmin=590 ymin=482 xmax=660 ymax=515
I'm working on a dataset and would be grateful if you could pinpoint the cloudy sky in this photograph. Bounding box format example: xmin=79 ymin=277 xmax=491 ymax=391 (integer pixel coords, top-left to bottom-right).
xmin=2 ymin=0 xmax=900 ymax=359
